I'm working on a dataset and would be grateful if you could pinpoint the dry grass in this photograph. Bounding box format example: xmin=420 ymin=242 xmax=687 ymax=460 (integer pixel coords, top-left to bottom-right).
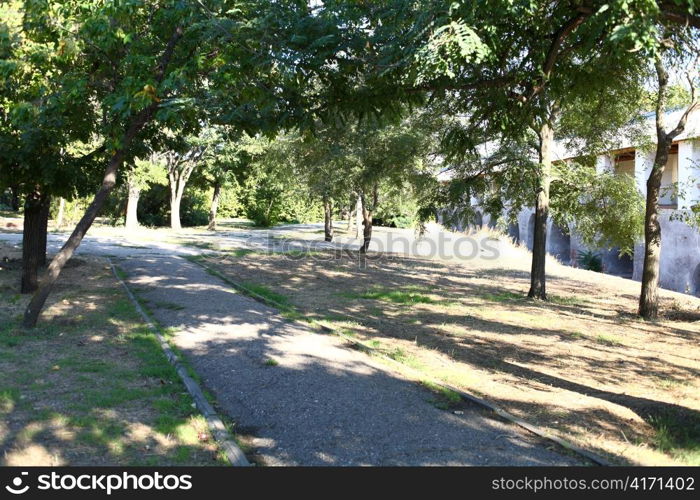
xmin=0 ymin=242 xmax=226 ymax=466
xmin=200 ymin=233 xmax=700 ymax=466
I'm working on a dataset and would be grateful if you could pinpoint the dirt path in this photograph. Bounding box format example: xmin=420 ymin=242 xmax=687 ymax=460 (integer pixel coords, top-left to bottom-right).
xmin=115 ymin=254 xmax=581 ymax=466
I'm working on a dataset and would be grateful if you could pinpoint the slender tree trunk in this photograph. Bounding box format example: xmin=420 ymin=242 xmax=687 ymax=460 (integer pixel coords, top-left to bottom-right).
xmin=22 ymin=25 xmax=183 ymax=328
xmin=355 ymin=193 xmax=363 ymax=240
xmin=56 ymin=197 xmax=66 ymax=230
xmin=637 ymin=56 xmax=695 ymax=319
xmin=346 ymin=200 xmax=354 ymax=233
xmin=639 ymin=145 xmax=669 ymax=319
xmin=528 ymin=120 xmax=554 ymax=300
xmin=23 ymin=109 xmax=158 ymax=327
xmin=125 ymin=180 xmax=141 ymax=231
xmin=359 ymin=187 xmax=377 ymax=253
xmin=323 ymin=196 xmax=333 ymax=242
xmin=23 ymin=152 xmax=127 ymax=326
xmin=21 ymin=192 xmax=47 ymax=293
xmin=9 ymin=185 xmax=20 ymax=211
xmin=168 ymin=161 xmax=198 ymax=230
xmin=208 ymin=182 xmax=221 ymax=231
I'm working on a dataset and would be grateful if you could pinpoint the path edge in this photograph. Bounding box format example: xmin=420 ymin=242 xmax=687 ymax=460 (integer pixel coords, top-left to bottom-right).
xmin=108 ymin=258 xmax=250 ymax=467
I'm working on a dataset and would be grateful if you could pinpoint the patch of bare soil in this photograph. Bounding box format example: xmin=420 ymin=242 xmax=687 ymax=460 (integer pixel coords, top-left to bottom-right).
xmin=202 ymin=236 xmax=700 ymax=465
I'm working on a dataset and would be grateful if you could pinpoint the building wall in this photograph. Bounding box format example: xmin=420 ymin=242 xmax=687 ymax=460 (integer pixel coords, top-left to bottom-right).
xmin=632 ymin=213 xmax=700 ymax=294
xmin=678 ymin=139 xmax=700 ymax=209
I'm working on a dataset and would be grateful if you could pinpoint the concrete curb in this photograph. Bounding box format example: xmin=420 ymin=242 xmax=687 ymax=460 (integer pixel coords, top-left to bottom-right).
xmin=108 ymin=259 xmax=250 ymax=467
xmin=190 ymin=257 xmax=612 ymax=467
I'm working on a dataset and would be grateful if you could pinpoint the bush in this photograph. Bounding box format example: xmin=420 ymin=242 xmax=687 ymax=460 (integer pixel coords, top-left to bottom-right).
xmin=577 ymin=250 xmax=603 ymax=272
xmin=242 ymin=182 xmax=323 ymax=227
xmin=180 ymin=191 xmax=209 ymax=227
xmin=215 ymin=187 xmax=242 ymax=218
xmin=137 ymin=184 xmax=169 ymax=227
xmin=136 ymin=184 xmax=209 ymax=227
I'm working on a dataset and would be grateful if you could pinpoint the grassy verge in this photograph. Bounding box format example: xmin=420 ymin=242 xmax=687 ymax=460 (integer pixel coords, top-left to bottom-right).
xmin=0 ymin=243 xmax=227 ymax=466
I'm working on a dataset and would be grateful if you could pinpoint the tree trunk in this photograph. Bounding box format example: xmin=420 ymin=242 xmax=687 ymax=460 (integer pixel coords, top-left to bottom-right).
xmin=359 ymin=188 xmax=376 ymax=253
xmin=125 ymin=180 xmax=140 ymax=231
xmin=56 ymin=197 xmax=66 ymax=230
xmin=170 ymin=193 xmax=182 ymax=230
xmin=528 ymin=121 xmax=554 ymax=300
xmin=638 ymin=145 xmax=669 ymax=319
xmin=37 ymin=195 xmax=50 ymax=267
xmin=346 ymin=200 xmax=354 ymax=233
xmin=21 ymin=25 xmax=183 ymax=328
xmin=355 ymin=193 xmax=363 ymax=240
xmin=9 ymin=185 xmax=20 ymax=211
xmin=22 ymin=108 xmax=158 ymax=327
xmin=23 ymin=153 xmax=126 ymax=326
xmin=21 ymin=192 xmax=48 ymax=293
xmin=208 ymin=183 xmax=221 ymax=231
xmin=638 ymin=56 xmax=682 ymax=319
xmin=323 ymin=196 xmax=333 ymax=242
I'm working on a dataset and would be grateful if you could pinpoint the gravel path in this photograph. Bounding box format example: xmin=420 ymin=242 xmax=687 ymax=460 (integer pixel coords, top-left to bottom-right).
xmin=116 ymin=254 xmax=581 ymax=466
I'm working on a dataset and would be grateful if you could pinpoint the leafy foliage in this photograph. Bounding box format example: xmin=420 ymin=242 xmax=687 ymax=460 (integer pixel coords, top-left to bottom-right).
xmin=577 ymin=250 xmax=603 ymax=273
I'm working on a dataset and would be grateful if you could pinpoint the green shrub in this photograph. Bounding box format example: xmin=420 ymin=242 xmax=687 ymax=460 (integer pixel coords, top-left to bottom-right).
xmin=577 ymin=249 xmax=602 ymax=272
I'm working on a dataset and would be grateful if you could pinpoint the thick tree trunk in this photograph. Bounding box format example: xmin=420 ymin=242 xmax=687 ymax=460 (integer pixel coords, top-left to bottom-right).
xmin=125 ymin=180 xmax=140 ymax=231
xmin=56 ymin=197 xmax=66 ymax=230
xmin=21 ymin=192 xmax=48 ymax=293
xmin=170 ymin=193 xmax=182 ymax=230
xmin=207 ymin=183 xmax=221 ymax=231
xmin=528 ymin=121 xmax=554 ymax=300
xmin=323 ymin=196 xmax=333 ymax=242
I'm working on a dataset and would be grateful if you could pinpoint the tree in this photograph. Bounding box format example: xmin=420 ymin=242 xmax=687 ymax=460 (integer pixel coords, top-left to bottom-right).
xmin=400 ymin=0 xmax=696 ymax=299
xmin=190 ymin=130 xmax=259 ymax=231
xmin=639 ymin=40 xmax=699 ymax=319
xmin=239 ymin=134 xmax=323 ymax=227
xmin=163 ymin=132 xmax=213 ymax=231
xmin=124 ymin=157 xmax=167 ymax=231
xmin=292 ymin=129 xmax=356 ymax=242
xmin=291 ymin=111 xmax=440 ymax=250
xmin=0 ymin=1 xmax=104 ymax=293
xmin=20 ymin=0 xmax=354 ymax=326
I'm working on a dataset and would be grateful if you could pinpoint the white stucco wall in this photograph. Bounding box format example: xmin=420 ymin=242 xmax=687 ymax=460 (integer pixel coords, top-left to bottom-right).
xmin=678 ymin=139 xmax=700 ymax=210
xmin=635 ymin=148 xmax=655 ymax=197
xmin=633 ymin=211 xmax=700 ymax=295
